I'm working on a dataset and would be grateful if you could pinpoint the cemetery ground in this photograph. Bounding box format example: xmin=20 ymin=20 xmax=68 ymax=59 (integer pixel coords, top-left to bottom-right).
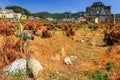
xmin=0 ymin=19 xmax=119 ymax=80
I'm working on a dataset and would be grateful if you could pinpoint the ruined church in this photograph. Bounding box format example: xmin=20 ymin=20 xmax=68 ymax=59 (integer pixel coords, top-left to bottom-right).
xmin=86 ymin=2 xmax=114 ymax=23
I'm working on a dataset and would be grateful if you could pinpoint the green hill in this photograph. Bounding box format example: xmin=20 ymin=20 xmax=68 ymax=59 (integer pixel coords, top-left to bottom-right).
xmin=6 ymin=6 xmax=31 ymax=15
xmin=34 ymin=11 xmax=85 ymax=19
xmin=5 ymin=6 xmax=85 ymax=19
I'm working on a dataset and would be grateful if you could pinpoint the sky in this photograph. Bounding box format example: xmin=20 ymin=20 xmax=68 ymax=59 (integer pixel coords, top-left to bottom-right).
xmin=0 ymin=0 xmax=120 ymax=13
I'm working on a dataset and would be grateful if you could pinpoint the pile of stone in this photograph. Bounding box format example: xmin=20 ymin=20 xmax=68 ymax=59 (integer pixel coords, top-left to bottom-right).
xmin=64 ymin=55 xmax=78 ymax=65
xmin=6 ymin=58 xmax=43 ymax=79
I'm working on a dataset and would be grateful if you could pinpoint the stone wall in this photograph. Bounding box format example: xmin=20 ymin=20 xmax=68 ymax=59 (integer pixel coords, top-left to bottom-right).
xmin=86 ymin=2 xmax=114 ymax=23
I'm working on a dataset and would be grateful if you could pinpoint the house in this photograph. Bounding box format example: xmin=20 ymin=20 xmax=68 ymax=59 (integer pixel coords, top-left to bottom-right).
xmin=35 ymin=17 xmax=40 ymax=20
xmin=0 ymin=9 xmax=21 ymax=19
xmin=28 ymin=16 xmax=35 ymax=20
xmin=78 ymin=17 xmax=86 ymax=23
xmin=63 ymin=18 xmax=76 ymax=22
xmin=47 ymin=17 xmax=54 ymax=21
xmin=86 ymin=2 xmax=114 ymax=23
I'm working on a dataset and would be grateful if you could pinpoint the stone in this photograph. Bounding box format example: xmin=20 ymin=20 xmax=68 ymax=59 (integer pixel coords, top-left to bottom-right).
xmin=36 ymin=30 xmax=42 ymax=36
xmin=70 ymin=55 xmax=78 ymax=61
xmin=6 ymin=58 xmax=27 ymax=74
xmin=27 ymin=58 xmax=43 ymax=79
xmin=64 ymin=57 xmax=72 ymax=65
xmin=89 ymin=42 xmax=96 ymax=46
xmin=80 ymin=39 xmax=85 ymax=43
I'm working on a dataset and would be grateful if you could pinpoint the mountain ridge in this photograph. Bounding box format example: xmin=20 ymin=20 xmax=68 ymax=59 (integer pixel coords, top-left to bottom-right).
xmin=5 ymin=6 xmax=120 ymax=19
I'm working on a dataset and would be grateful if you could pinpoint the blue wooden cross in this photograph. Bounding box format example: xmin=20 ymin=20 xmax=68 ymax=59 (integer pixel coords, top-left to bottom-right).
xmin=15 ymin=33 xmax=34 ymax=41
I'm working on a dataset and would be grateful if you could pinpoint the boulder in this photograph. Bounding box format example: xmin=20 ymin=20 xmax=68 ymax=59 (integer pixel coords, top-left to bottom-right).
xmin=64 ymin=57 xmax=72 ymax=65
xmin=6 ymin=58 xmax=27 ymax=74
xmin=27 ymin=58 xmax=43 ymax=79
xmin=80 ymin=39 xmax=85 ymax=43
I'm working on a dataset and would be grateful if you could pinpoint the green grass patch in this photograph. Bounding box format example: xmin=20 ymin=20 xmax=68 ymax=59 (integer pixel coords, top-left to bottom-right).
xmin=93 ymin=70 xmax=110 ymax=80
xmin=5 ymin=72 xmax=27 ymax=80
xmin=48 ymin=58 xmax=56 ymax=63
xmin=54 ymin=48 xmax=62 ymax=55
xmin=106 ymin=61 xmax=115 ymax=71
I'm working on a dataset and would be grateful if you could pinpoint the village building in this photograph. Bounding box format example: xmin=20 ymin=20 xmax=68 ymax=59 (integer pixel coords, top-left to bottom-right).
xmin=78 ymin=17 xmax=86 ymax=23
xmin=28 ymin=16 xmax=35 ymax=20
xmin=63 ymin=18 xmax=76 ymax=22
xmin=86 ymin=2 xmax=114 ymax=23
xmin=35 ymin=17 xmax=40 ymax=20
xmin=0 ymin=9 xmax=21 ymax=19
xmin=47 ymin=17 xmax=55 ymax=21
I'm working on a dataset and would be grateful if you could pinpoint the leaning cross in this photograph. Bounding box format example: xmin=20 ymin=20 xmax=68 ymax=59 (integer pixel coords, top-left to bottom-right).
xmin=15 ymin=23 xmax=34 ymax=53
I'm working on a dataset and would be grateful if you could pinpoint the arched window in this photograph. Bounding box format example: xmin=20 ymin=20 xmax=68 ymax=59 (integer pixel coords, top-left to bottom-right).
xmin=2 ymin=15 xmax=5 ymax=18
xmin=96 ymin=11 xmax=100 ymax=14
xmin=105 ymin=19 xmax=108 ymax=22
xmin=13 ymin=14 xmax=18 ymax=18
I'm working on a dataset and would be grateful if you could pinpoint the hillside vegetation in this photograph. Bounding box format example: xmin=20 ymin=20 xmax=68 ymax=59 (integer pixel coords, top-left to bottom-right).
xmin=5 ymin=6 xmax=120 ymax=20
xmin=5 ymin=6 xmax=85 ymax=19
xmin=6 ymin=6 xmax=31 ymax=15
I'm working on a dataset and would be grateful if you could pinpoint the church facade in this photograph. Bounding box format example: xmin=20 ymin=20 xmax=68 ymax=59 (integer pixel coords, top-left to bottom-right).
xmin=86 ymin=2 xmax=114 ymax=23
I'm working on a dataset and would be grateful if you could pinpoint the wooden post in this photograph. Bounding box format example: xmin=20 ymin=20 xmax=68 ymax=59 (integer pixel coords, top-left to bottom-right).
xmin=20 ymin=23 xmax=23 ymax=54
xmin=114 ymin=14 xmax=116 ymax=24
xmin=33 ymin=20 xmax=36 ymax=35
